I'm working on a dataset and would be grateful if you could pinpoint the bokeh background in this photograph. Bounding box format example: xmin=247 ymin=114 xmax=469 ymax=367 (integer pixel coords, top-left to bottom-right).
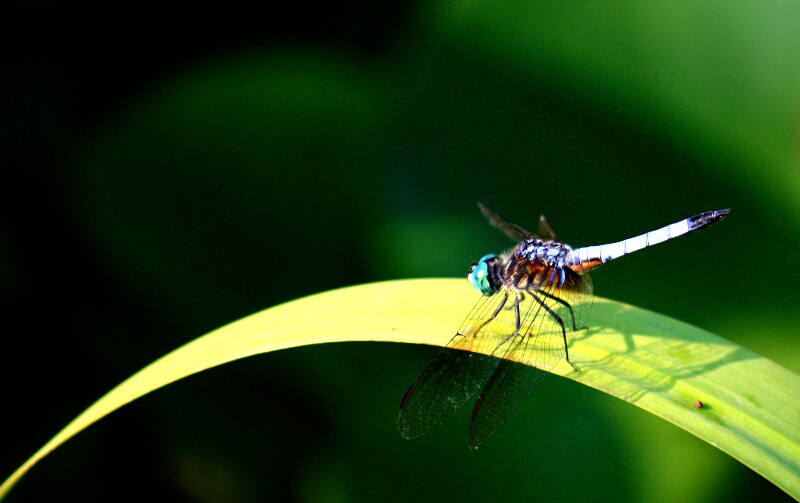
xmin=3 ymin=2 xmax=800 ymax=502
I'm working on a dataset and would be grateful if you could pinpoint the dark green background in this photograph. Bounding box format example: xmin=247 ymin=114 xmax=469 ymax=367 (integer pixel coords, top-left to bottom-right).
xmin=3 ymin=2 xmax=799 ymax=502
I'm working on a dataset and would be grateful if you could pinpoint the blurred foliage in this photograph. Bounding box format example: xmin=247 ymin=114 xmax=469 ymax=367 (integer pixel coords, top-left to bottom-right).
xmin=2 ymin=0 xmax=799 ymax=502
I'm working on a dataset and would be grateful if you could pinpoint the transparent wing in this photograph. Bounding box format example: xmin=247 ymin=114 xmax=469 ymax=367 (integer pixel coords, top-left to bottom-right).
xmin=397 ymin=271 xmax=593 ymax=445
xmin=396 ymin=293 xmax=507 ymax=439
xmin=467 ymin=354 xmax=545 ymax=449
xmin=467 ymin=272 xmax=593 ymax=448
xmin=537 ymin=215 xmax=559 ymax=241
xmin=478 ymin=202 xmax=535 ymax=241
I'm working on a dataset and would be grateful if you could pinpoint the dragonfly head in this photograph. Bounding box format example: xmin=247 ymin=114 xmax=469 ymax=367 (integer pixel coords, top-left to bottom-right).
xmin=468 ymin=254 xmax=499 ymax=296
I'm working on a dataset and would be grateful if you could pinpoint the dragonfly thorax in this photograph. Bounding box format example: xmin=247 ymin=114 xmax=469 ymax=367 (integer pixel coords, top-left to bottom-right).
xmin=516 ymin=239 xmax=573 ymax=267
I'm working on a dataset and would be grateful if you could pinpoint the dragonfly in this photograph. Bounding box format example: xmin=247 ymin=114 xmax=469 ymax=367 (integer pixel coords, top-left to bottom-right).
xmin=397 ymin=203 xmax=730 ymax=449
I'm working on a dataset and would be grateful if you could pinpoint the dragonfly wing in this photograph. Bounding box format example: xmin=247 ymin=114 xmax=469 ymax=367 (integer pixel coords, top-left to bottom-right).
xmin=397 ymin=290 xmax=522 ymax=439
xmin=467 ymin=272 xmax=594 ymax=448
xmin=478 ymin=202 xmax=535 ymax=241
xmin=397 ymin=344 xmax=500 ymax=439
xmin=468 ymin=353 xmax=549 ymax=449
xmin=537 ymin=215 xmax=559 ymax=241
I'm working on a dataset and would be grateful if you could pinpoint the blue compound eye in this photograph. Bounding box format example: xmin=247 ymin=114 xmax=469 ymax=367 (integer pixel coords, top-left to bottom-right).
xmin=468 ymin=254 xmax=498 ymax=295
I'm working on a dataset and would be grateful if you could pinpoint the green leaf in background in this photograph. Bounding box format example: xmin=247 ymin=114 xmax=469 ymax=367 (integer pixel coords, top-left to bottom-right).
xmin=1 ymin=279 xmax=798 ymax=500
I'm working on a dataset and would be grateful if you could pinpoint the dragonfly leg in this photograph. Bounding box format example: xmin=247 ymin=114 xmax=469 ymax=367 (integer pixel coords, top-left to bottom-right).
xmin=473 ymin=291 xmax=509 ymax=338
xmin=490 ymin=291 xmax=524 ymax=356
xmin=537 ymin=289 xmax=586 ymax=331
xmin=530 ymin=292 xmax=579 ymax=372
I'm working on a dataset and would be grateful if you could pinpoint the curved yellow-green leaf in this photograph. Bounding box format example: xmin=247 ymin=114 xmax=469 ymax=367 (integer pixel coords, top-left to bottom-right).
xmin=2 ymin=279 xmax=799 ymax=499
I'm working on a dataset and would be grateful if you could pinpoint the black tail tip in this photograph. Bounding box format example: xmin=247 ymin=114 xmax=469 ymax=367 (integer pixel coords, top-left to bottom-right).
xmin=688 ymin=208 xmax=731 ymax=230
xmin=711 ymin=208 xmax=732 ymax=224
